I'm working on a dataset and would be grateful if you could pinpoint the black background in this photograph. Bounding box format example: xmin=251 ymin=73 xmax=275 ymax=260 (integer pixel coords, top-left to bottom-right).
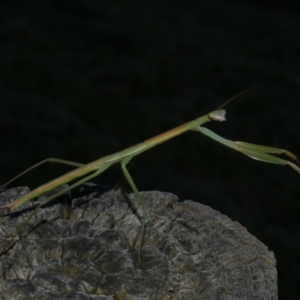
xmin=1 ymin=1 xmax=300 ymax=298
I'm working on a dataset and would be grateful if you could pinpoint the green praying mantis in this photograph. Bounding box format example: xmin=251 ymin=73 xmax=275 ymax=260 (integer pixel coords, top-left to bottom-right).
xmin=0 ymin=87 xmax=299 ymax=265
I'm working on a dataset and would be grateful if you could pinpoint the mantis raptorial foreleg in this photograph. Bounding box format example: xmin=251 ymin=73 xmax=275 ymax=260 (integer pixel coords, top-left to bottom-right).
xmin=196 ymin=127 xmax=300 ymax=172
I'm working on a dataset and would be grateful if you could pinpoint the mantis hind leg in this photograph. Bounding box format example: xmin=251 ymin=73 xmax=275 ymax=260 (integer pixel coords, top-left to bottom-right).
xmin=0 ymin=158 xmax=84 ymax=190
xmin=0 ymin=163 xmax=111 ymax=255
xmin=121 ymin=157 xmax=147 ymax=266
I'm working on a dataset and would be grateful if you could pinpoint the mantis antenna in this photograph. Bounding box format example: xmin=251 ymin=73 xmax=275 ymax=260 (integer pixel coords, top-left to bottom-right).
xmin=217 ymin=83 xmax=275 ymax=110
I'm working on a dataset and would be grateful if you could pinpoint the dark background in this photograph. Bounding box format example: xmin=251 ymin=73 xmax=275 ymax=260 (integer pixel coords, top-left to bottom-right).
xmin=1 ymin=1 xmax=300 ymax=298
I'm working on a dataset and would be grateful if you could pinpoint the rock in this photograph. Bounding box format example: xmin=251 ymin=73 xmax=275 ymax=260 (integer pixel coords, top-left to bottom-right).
xmin=0 ymin=183 xmax=277 ymax=299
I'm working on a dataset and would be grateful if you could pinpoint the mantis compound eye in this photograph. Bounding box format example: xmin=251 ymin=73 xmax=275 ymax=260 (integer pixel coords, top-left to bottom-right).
xmin=208 ymin=110 xmax=227 ymax=122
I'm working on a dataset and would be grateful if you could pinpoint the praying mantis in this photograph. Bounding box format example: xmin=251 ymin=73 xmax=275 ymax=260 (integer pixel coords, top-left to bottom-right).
xmin=0 ymin=87 xmax=299 ymax=265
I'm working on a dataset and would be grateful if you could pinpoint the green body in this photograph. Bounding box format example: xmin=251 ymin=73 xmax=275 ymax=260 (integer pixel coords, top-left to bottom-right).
xmin=0 ymin=107 xmax=299 ymax=263
xmin=4 ymin=110 xmax=222 ymax=211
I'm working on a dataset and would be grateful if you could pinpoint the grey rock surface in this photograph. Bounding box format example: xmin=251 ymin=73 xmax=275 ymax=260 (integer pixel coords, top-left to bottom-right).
xmin=0 ymin=184 xmax=277 ymax=299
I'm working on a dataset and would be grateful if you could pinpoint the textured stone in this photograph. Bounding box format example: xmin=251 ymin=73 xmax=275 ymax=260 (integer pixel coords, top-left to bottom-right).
xmin=0 ymin=184 xmax=277 ymax=299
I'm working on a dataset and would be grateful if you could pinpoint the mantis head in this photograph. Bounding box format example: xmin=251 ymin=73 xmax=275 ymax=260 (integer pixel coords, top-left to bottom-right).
xmin=208 ymin=109 xmax=226 ymax=122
